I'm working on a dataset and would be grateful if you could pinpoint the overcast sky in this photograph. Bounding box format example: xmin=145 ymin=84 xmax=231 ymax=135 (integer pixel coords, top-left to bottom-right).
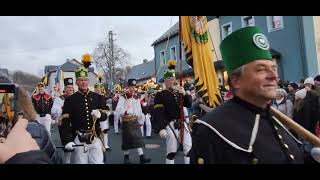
xmin=0 ymin=16 xmax=179 ymax=76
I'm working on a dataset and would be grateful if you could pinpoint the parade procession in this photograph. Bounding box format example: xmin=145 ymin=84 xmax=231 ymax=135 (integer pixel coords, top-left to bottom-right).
xmin=2 ymin=16 xmax=320 ymax=164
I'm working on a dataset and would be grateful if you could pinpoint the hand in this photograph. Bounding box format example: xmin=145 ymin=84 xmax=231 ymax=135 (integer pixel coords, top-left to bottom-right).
xmin=159 ymin=129 xmax=168 ymax=139
xmin=45 ymin=114 xmax=52 ymax=120
xmin=103 ymin=136 xmax=109 ymax=149
xmin=178 ymin=86 xmax=186 ymax=96
xmin=51 ymin=114 xmax=57 ymax=121
xmin=65 ymin=142 xmax=76 ymax=151
xmin=99 ymin=121 xmax=109 ymax=130
xmin=91 ymin=110 xmax=101 ymax=119
xmin=0 ymin=118 xmax=40 ymax=164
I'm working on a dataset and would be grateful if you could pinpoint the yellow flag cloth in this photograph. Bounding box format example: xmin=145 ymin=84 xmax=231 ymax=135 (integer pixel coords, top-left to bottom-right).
xmin=181 ymin=16 xmax=221 ymax=107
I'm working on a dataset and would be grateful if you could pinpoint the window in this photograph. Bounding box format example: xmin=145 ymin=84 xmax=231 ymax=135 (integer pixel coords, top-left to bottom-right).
xmin=267 ymin=16 xmax=284 ymax=32
xmin=170 ymin=46 xmax=177 ymax=60
xmin=160 ymin=50 xmax=166 ymax=65
xmin=221 ymin=22 xmax=232 ymax=39
xmin=241 ymin=16 xmax=255 ymax=27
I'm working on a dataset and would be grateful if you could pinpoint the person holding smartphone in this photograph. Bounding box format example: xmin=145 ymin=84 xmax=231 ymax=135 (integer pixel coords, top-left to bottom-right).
xmin=0 ymin=75 xmax=57 ymax=164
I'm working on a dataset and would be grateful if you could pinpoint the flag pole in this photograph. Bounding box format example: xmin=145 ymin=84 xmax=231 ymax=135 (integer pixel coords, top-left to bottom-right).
xmin=178 ymin=16 xmax=184 ymax=148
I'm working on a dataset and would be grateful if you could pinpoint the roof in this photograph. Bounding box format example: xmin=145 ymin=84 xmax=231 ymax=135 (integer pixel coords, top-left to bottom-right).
xmin=151 ymin=17 xmax=219 ymax=46
xmin=45 ymin=61 xmax=94 ymax=74
xmin=157 ymin=59 xmax=226 ymax=82
xmin=206 ymin=16 xmax=219 ymax=21
xmin=151 ymin=22 xmax=179 ymax=46
xmin=126 ymin=60 xmax=155 ymax=81
xmin=0 ymin=68 xmax=9 ymax=77
xmin=0 ymin=69 xmax=10 ymax=83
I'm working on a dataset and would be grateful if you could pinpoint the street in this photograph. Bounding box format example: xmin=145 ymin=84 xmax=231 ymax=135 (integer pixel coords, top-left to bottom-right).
xmin=51 ymin=124 xmax=186 ymax=164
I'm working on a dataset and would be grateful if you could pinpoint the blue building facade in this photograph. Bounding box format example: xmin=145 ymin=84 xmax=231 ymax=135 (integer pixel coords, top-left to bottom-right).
xmin=218 ymin=16 xmax=319 ymax=82
xmin=152 ymin=22 xmax=192 ymax=83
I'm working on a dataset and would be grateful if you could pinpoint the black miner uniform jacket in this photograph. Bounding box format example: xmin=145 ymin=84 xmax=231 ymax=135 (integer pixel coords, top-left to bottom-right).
xmin=153 ymin=89 xmax=192 ymax=133
xmin=190 ymin=96 xmax=305 ymax=164
xmin=57 ymin=94 xmax=71 ymax=149
xmin=32 ymin=93 xmax=53 ymax=117
xmin=60 ymin=90 xmax=108 ymax=146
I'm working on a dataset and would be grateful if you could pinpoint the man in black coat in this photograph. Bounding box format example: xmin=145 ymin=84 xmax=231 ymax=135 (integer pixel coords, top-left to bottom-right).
xmin=190 ymin=26 xmax=315 ymax=164
xmin=153 ymin=60 xmax=192 ymax=164
xmin=60 ymin=65 xmax=109 ymax=164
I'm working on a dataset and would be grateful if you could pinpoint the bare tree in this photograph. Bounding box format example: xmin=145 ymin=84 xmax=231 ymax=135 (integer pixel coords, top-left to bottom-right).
xmin=92 ymin=41 xmax=131 ymax=84
xmin=125 ymin=66 xmax=132 ymax=74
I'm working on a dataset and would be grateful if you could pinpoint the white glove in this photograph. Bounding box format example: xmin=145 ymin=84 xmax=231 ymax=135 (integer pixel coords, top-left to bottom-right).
xmin=103 ymin=134 xmax=109 ymax=149
xmin=159 ymin=129 xmax=168 ymax=139
xmin=45 ymin=114 xmax=51 ymax=119
xmin=142 ymin=102 xmax=147 ymax=106
xmin=91 ymin=110 xmax=101 ymax=119
xmin=99 ymin=121 xmax=109 ymax=130
xmin=65 ymin=142 xmax=76 ymax=151
xmin=311 ymin=147 xmax=320 ymax=163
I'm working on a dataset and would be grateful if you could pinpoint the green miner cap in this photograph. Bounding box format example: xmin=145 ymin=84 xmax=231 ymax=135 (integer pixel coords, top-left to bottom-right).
xmin=94 ymin=83 xmax=102 ymax=89
xmin=163 ymin=69 xmax=175 ymax=80
xmin=163 ymin=59 xmax=176 ymax=80
xmin=220 ymin=26 xmax=272 ymax=72
xmin=75 ymin=66 xmax=89 ymax=79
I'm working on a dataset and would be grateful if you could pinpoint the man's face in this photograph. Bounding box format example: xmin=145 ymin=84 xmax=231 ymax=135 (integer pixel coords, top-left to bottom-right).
xmin=95 ymin=88 xmax=102 ymax=95
xmin=304 ymin=83 xmax=312 ymax=90
xmin=164 ymin=77 xmax=175 ymax=89
xmin=76 ymin=77 xmax=89 ymax=91
xmin=276 ymin=90 xmax=284 ymax=100
xmin=288 ymin=85 xmax=294 ymax=92
xmin=64 ymin=85 xmax=74 ymax=96
xmin=38 ymin=87 xmax=45 ymax=94
xmin=233 ymin=60 xmax=278 ymax=101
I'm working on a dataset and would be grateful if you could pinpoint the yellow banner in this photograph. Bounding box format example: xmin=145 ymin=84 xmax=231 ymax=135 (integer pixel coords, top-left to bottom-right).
xmin=181 ymin=16 xmax=221 ymax=107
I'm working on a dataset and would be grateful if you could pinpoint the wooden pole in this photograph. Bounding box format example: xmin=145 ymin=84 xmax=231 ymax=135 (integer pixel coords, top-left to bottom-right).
xmin=178 ymin=16 xmax=184 ymax=146
xmin=270 ymin=106 xmax=320 ymax=147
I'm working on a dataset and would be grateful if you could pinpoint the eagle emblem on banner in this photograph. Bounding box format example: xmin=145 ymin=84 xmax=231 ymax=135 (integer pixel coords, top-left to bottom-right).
xmin=189 ymin=16 xmax=209 ymax=44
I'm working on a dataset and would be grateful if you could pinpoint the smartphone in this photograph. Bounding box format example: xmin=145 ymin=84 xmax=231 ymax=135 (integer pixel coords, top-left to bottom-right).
xmin=0 ymin=83 xmax=18 ymax=138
